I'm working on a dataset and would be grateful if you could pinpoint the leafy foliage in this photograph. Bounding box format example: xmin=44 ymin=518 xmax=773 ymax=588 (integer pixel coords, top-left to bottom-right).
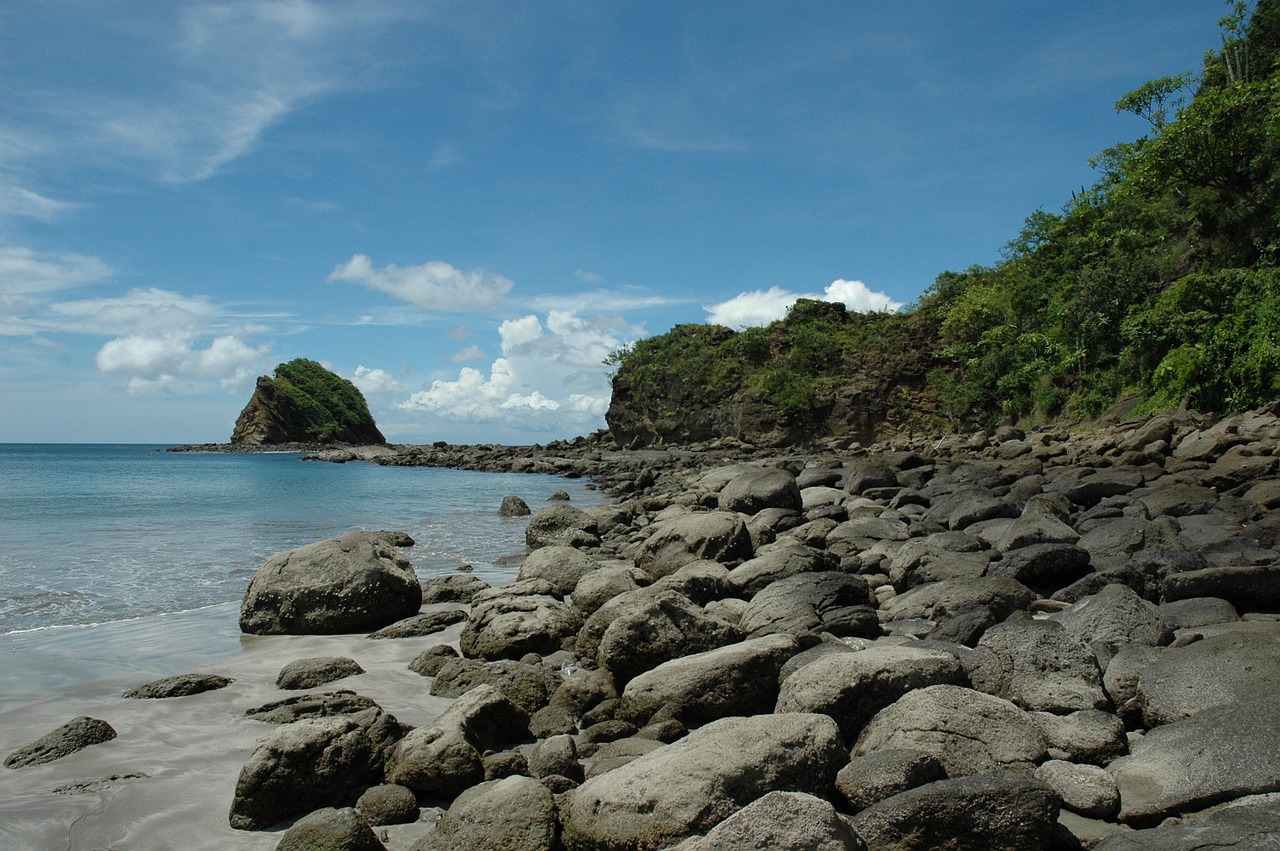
xmin=269 ymin=358 xmax=382 ymax=443
xmin=609 ymin=1 xmax=1280 ymax=438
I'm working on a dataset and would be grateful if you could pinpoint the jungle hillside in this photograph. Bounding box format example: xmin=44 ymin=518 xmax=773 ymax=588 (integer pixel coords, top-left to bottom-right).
xmin=606 ymin=0 xmax=1280 ymax=447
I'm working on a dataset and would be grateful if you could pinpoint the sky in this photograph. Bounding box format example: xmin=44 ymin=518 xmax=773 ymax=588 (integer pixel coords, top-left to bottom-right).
xmin=0 ymin=1 xmax=1228 ymax=444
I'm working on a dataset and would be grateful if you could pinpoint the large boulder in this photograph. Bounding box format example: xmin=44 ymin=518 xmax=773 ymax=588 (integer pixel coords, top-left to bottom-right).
xmin=595 ymin=590 xmax=742 ymax=687
xmin=1094 ymin=793 xmax=1280 ymax=850
xmin=525 ymin=503 xmax=601 ymax=550
xmin=738 ymin=571 xmax=880 ymax=639
xmin=275 ymin=657 xmax=364 ymax=690
xmin=1161 ymin=563 xmax=1280 ymax=611
xmin=671 ymin=791 xmax=867 ymax=851
xmin=726 ymin=542 xmax=839 ymax=598
xmin=619 ymin=634 xmax=800 ymax=726
xmin=635 ymin=511 xmax=754 ymax=578
xmin=717 ymin=468 xmax=803 ymax=515
xmin=4 ymin=717 xmax=116 ymax=769
xmin=855 ymin=685 xmax=1047 ymax=778
xmin=561 ymin=713 xmax=845 ymax=851
xmin=1109 ymin=696 xmax=1280 ymax=824
xmin=411 ymin=775 xmax=558 ymax=851
xmin=776 ymin=644 xmax=967 ymax=741
xmin=1047 ymin=583 xmax=1174 ymax=662
xmin=1135 ymin=627 xmax=1280 ymax=727
xmin=459 ymin=588 xmax=583 ymax=661
xmin=572 ymin=565 xmax=653 ymax=615
xmin=848 ymin=774 xmax=1060 ymax=851
xmin=239 ymin=531 xmax=421 ymax=635
xmin=879 ymin=577 xmax=1035 ymax=640
xmin=385 ymin=685 xmax=529 ymax=800
xmin=229 ymin=707 xmax=407 ymax=830
xmin=429 ymin=657 xmax=563 ymax=715
xmin=275 ymin=807 xmax=385 ymax=851
xmin=965 ymin=619 xmax=1108 ymax=713
xmin=517 ymin=545 xmax=601 ymax=597
xmin=835 ymin=749 xmax=948 ymax=813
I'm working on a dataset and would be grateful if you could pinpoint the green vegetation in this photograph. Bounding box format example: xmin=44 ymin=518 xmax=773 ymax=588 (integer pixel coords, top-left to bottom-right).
xmin=253 ymin=358 xmax=384 ymax=444
xmin=609 ymin=1 xmax=1280 ymax=436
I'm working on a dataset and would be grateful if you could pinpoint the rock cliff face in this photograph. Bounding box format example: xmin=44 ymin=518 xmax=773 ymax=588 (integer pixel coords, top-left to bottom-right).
xmin=231 ymin=359 xmax=386 ymax=446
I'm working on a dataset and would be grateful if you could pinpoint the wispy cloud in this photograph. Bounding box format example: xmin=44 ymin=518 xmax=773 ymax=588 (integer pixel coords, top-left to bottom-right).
xmin=330 ymin=254 xmax=514 ymax=312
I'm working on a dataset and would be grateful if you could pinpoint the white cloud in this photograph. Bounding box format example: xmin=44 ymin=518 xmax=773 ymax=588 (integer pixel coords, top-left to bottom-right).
xmin=351 ymin=364 xmax=401 ymax=397
xmin=705 ymin=278 xmax=903 ymax=327
xmin=0 ymin=247 xmax=111 ymax=299
xmin=399 ymin=310 xmax=638 ymax=435
xmin=95 ymin=331 xmax=267 ymax=395
xmin=329 ymin=254 xmax=514 ymax=312
xmin=0 ymin=185 xmax=77 ymax=221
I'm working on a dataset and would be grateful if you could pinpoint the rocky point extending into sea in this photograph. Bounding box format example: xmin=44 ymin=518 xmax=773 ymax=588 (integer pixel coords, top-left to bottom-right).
xmin=15 ymin=405 xmax=1280 ymax=849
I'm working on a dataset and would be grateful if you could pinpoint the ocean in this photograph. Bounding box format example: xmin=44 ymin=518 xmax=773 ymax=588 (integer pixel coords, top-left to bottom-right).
xmin=0 ymin=444 xmax=602 ymax=693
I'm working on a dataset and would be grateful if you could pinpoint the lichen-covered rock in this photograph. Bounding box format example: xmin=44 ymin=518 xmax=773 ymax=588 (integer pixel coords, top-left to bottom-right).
xmin=671 ymin=791 xmax=868 ymax=851
xmin=459 ymin=590 xmax=583 ymax=661
xmin=410 ymin=775 xmax=558 ymax=851
xmin=635 ymin=511 xmax=754 ymax=577
xmin=4 ymin=717 xmax=116 ymax=769
xmin=275 ymin=657 xmax=364 ymax=690
xmin=122 ymin=673 xmax=233 ymax=699
xmin=274 ymin=807 xmax=386 ymax=851
xmin=717 ymin=467 xmax=803 ymax=515
xmin=595 ymin=590 xmax=742 ymax=687
xmin=240 ymin=531 xmax=421 ymax=635
xmin=355 ymin=783 xmax=419 ymax=826
xmin=965 ymin=619 xmax=1108 ymax=713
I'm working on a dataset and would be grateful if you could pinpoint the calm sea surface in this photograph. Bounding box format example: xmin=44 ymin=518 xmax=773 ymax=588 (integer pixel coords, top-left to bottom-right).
xmin=0 ymin=444 xmax=603 ymax=636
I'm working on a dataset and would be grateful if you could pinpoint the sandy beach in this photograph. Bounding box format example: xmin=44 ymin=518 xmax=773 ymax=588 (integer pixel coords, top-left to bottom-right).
xmin=0 ymin=602 xmax=468 ymax=850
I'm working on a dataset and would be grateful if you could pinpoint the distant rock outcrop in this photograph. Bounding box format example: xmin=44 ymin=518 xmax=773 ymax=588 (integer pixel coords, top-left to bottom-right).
xmin=231 ymin=359 xmax=385 ymax=446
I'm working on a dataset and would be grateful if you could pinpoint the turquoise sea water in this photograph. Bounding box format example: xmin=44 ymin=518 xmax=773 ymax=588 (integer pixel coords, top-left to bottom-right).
xmin=0 ymin=444 xmax=602 ymax=636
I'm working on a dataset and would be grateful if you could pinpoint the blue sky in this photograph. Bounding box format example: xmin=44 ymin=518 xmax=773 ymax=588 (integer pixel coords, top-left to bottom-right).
xmin=0 ymin=1 xmax=1226 ymax=444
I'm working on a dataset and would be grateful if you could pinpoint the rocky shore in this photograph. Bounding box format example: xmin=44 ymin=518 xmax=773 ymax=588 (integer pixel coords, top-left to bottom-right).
xmin=14 ymin=406 xmax=1280 ymax=849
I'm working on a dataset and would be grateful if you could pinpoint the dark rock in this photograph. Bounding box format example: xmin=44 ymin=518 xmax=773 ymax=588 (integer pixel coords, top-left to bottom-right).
xmin=430 ymin=657 xmax=562 ymax=715
xmin=924 ymin=485 xmax=1018 ymax=530
xmin=420 ymin=574 xmax=490 ymax=605
xmin=529 ymin=734 xmax=583 ymax=782
xmin=562 ymin=713 xmax=845 ymax=851
xmin=887 ymin=532 xmax=991 ymax=590
xmin=229 ymin=706 xmax=407 ymax=830
xmin=777 ymin=644 xmax=967 ymax=740
xmin=849 ymin=774 xmax=1060 ymax=851
xmin=717 ymin=467 xmax=803 ymax=515
xmin=880 ymin=577 xmax=1036 ymax=632
xmin=1162 ymin=564 xmax=1280 ymax=612
xmin=408 ymin=644 xmax=461 ymax=677
xmin=673 ymin=790 xmax=868 ymax=850
xmin=240 ymin=531 xmax=421 ymax=635
xmin=274 ymin=807 xmax=385 ymax=851
xmin=525 ymin=503 xmax=600 ymax=550
xmin=1029 ymin=709 xmax=1128 ymax=766
xmin=1047 ymin=583 xmax=1174 ymax=662
xmin=985 ymin=544 xmax=1092 ymax=596
xmin=122 ymin=673 xmax=233 ymax=699
xmin=965 ymin=619 xmax=1108 ymax=713
xmin=4 ymin=717 xmax=117 ymax=769
xmin=483 ymin=750 xmax=529 ymax=781
xmin=855 ymin=684 xmax=1047 ymax=777
xmin=726 ymin=542 xmax=838 ymax=598
xmin=596 ymin=590 xmax=742 ymax=687
xmin=499 ymin=495 xmax=532 ymax=516
xmin=1135 ymin=627 xmax=1280 ymax=726
xmin=836 ymin=749 xmax=948 ymax=813
xmin=619 ymin=634 xmax=800 ymax=727
xmin=368 ymin=608 xmax=467 ymax=639
xmin=635 ymin=511 xmax=754 ymax=577
xmin=355 ymin=783 xmax=419 ymax=826
xmin=1158 ymin=595 xmax=1239 ymax=628
xmin=739 ymin=571 xmax=880 ymax=639
xmin=245 ymin=690 xmax=382 ymax=724
xmin=1094 ymin=793 xmax=1280 ymax=850
xmin=412 ymin=775 xmax=557 ymax=851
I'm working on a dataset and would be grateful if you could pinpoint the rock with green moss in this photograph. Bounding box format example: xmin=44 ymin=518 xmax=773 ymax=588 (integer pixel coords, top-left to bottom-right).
xmin=231 ymin=358 xmax=385 ymax=445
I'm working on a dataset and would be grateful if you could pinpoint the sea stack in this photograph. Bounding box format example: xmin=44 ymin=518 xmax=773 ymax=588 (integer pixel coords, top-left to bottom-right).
xmin=231 ymin=358 xmax=386 ymax=446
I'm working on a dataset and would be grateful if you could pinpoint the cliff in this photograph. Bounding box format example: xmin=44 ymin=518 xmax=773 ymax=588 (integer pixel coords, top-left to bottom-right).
xmin=231 ymin=359 xmax=386 ymax=446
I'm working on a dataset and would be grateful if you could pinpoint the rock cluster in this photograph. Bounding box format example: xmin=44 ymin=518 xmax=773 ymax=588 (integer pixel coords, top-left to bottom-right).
xmin=15 ymin=406 xmax=1280 ymax=849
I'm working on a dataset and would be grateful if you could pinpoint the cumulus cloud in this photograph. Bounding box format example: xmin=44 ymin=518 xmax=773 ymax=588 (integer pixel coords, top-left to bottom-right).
xmin=399 ymin=310 xmax=638 ymax=434
xmin=95 ymin=331 xmax=267 ymax=395
xmin=329 ymin=254 xmax=514 ymax=312
xmin=705 ymin=278 xmax=903 ymax=328
xmin=351 ymin=364 xmax=401 ymax=397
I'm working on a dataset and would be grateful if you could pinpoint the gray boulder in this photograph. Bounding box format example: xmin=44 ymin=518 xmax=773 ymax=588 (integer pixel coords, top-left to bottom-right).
xmin=634 ymin=511 xmax=753 ymax=578
xmin=776 ymin=644 xmax=967 ymax=741
xmin=1030 ymin=709 xmax=1128 ymax=766
xmin=411 ymin=775 xmax=558 ymax=851
xmin=924 ymin=485 xmax=1018 ymax=530
xmin=517 ymin=545 xmax=600 ymax=597
xmin=408 ymin=645 xmax=460 ymax=677
xmin=848 ymin=774 xmax=1060 ymax=851
xmin=355 ymin=783 xmax=419 ymax=825
xmin=836 ymin=749 xmax=947 ymax=813
xmin=671 ymin=791 xmax=867 ymax=851
xmin=1094 ymin=793 xmax=1280 ymax=850
xmin=525 ymin=503 xmax=600 ymax=550
xmin=275 ymin=656 xmax=364 ymax=690
xmin=275 ymin=807 xmax=385 ymax=851
xmin=619 ymin=634 xmax=800 ymax=726
xmin=965 ymin=619 xmax=1108 ymax=713
xmin=459 ymin=589 xmax=583 ymax=661
xmin=430 ymin=657 xmax=562 ymax=715
xmin=561 ymin=713 xmax=845 ymax=851
xmin=739 ymin=571 xmax=880 ymax=639
xmin=887 ymin=532 xmax=991 ymax=590
xmin=880 ymin=577 xmax=1035 ymax=630
xmin=726 ymin=542 xmax=838 ymax=597
xmin=718 ymin=467 xmax=802 ymax=515
xmin=596 ymin=590 xmax=742 ymax=687
xmin=4 ymin=716 xmax=116 ymax=769
xmin=855 ymin=684 xmax=1047 ymax=777
xmin=229 ymin=706 xmax=407 ymax=830
xmin=421 ymin=574 xmax=490 ymax=605
xmin=571 ymin=565 xmax=652 ymax=614
xmin=1162 ymin=564 xmax=1280 ymax=612
xmin=1109 ymin=696 xmax=1280 ymax=823
xmin=240 ymin=531 xmax=421 ymax=635
xmin=368 ymin=608 xmax=467 ymax=638
xmin=499 ymin=494 xmax=532 ymax=516
xmin=1047 ymin=583 xmax=1174 ymax=662
xmin=1036 ymin=759 xmax=1119 ymax=818
xmin=1136 ymin=627 xmax=1280 ymax=727
xmin=122 ymin=673 xmax=233 ymax=699
xmin=984 ymin=543 xmax=1092 ymax=596
xmin=385 ymin=684 xmax=529 ymax=799
xmin=245 ymin=690 xmax=382 ymax=724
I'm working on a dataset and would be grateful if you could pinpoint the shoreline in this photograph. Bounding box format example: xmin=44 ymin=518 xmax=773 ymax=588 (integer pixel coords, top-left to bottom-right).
xmin=9 ymin=406 xmax=1280 ymax=848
